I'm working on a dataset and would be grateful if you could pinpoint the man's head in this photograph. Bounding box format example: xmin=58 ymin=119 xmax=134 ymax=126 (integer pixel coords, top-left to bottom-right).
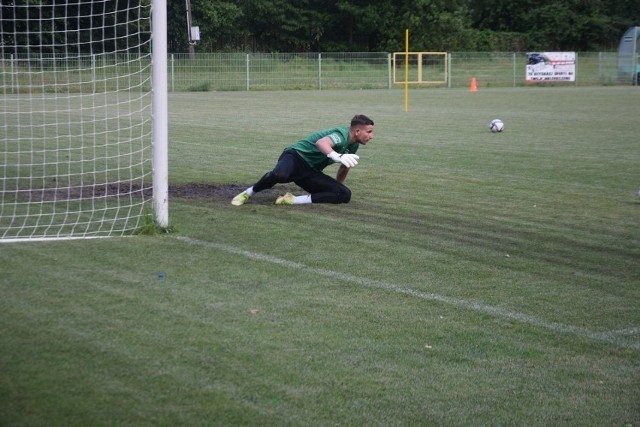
xmin=349 ymin=114 xmax=374 ymax=145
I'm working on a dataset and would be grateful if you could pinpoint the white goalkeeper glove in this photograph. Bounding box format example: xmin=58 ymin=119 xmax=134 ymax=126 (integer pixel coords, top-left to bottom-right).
xmin=327 ymin=151 xmax=359 ymax=168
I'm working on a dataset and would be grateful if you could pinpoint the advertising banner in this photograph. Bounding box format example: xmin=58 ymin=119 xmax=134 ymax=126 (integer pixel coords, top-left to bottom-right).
xmin=526 ymin=52 xmax=576 ymax=82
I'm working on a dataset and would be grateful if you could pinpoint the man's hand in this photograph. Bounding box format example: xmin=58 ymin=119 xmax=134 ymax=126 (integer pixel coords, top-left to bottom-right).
xmin=327 ymin=151 xmax=359 ymax=168
xmin=338 ymin=153 xmax=359 ymax=168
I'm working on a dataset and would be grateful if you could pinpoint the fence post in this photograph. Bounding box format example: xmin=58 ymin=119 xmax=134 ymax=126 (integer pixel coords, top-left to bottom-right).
xmin=447 ymin=53 xmax=452 ymax=88
xmin=387 ymin=53 xmax=392 ymax=89
xmin=598 ymin=52 xmax=602 ymax=81
xmin=170 ymin=54 xmax=174 ymax=92
xmin=10 ymin=54 xmax=15 ymax=94
xmin=575 ymin=52 xmax=579 ymax=86
xmin=92 ymin=54 xmax=96 ymax=93
xmin=513 ymin=53 xmax=516 ymax=87
xmin=246 ymin=53 xmax=250 ymax=91
xmin=318 ymin=53 xmax=322 ymax=90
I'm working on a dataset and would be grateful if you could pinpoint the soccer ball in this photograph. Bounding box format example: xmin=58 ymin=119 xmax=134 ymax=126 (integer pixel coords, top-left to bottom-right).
xmin=489 ymin=119 xmax=504 ymax=133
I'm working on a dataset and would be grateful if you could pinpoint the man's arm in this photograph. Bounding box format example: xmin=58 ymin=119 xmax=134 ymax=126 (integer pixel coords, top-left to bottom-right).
xmin=315 ymin=136 xmax=335 ymax=155
xmin=336 ymin=165 xmax=349 ymax=183
xmin=316 ymin=136 xmax=359 ymax=168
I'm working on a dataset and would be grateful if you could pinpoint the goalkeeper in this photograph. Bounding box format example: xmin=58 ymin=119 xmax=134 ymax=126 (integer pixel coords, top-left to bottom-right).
xmin=231 ymin=114 xmax=374 ymax=206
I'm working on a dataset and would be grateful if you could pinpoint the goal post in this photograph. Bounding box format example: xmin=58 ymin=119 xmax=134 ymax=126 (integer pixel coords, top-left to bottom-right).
xmin=0 ymin=0 xmax=168 ymax=241
xmin=152 ymin=0 xmax=169 ymax=229
xmin=392 ymin=52 xmax=448 ymax=84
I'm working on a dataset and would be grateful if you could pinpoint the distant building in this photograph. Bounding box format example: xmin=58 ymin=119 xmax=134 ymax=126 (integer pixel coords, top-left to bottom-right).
xmin=618 ymin=27 xmax=640 ymax=85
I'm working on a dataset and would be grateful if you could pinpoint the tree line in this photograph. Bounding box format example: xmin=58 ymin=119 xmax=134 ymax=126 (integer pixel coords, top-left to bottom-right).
xmin=0 ymin=1 xmax=150 ymax=56
xmin=172 ymin=0 xmax=638 ymax=53
xmin=1 ymin=0 xmax=637 ymax=56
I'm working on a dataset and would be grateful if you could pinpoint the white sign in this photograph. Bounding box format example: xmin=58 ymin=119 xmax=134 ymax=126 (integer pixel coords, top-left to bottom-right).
xmin=190 ymin=26 xmax=200 ymax=42
xmin=526 ymin=52 xmax=575 ymax=82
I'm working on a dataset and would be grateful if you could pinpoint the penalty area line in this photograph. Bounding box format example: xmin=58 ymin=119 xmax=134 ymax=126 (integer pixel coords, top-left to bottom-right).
xmin=175 ymin=236 xmax=639 ymax=351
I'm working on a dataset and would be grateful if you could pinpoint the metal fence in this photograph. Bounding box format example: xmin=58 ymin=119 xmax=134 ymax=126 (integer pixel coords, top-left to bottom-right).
xmin=169 ymin=51 xmax=628 ymax=91
xmin=1 ymin=51 xmax=632 ymax=94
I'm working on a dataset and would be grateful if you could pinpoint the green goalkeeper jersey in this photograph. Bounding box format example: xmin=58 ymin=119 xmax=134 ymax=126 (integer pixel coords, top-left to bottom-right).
xmin=286 ymin=126 xmax=359 ymax=172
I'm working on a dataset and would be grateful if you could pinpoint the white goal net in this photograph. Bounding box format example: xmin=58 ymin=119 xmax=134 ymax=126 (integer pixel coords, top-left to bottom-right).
xmin=1 ymin=0 xmax=161 ymax=241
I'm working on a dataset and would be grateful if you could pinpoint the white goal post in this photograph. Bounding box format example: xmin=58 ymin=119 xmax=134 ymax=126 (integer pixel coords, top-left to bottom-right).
xmin=0 ymin=0 xmax=168 ymax=242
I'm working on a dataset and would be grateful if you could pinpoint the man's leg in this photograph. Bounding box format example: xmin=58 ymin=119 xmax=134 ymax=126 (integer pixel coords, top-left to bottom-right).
xmin=232 ymin=151 xmax=305 ymax=205
xmin=252 ymin=151 xmax=299 ymax=192
xmin=296 ymin=173 xmax=352 ymax=204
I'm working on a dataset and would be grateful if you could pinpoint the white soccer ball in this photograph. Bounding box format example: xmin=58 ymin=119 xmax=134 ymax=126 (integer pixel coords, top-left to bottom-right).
xmin=489 ymin=119 xmax=504 ymax=133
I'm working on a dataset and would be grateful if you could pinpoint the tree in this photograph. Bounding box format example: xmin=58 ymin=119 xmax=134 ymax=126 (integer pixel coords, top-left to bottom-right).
xmin=384 ymin=0 xmax=473 ymax=51
xmin=161 ymin=0 xmax=640 ymax=52
xmin=168 ymin=0 xmax=242 ymax=52
xmin=232 ymin=0 xmax=326 ymax=51
xmin=190 ymin=1 xmax=243 ymax=51
xmin=328 ymin=0 xmax=394 ymax=51
xmin=468 ymin=0 xmax=634 ymax=51
xmin=0 ymin=0 xmax=151 ymax=56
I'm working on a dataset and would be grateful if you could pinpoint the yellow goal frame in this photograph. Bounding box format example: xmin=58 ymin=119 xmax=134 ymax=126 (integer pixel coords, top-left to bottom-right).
xmin=392 ymin=51 xmax=448 ymax=84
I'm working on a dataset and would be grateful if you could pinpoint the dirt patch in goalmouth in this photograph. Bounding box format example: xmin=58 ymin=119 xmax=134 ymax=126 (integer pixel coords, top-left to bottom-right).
xmin=14 ymin=182 xmax=296 ymax=204
xmin=170 ymin=183 xmax=245 ymax=200
xmin=170 ymin=183 xmax=299 ymax=204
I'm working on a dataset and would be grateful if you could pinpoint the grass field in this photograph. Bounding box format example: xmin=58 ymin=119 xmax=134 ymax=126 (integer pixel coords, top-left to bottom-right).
xmin=1 ymin=86 xmax=639 ymax=426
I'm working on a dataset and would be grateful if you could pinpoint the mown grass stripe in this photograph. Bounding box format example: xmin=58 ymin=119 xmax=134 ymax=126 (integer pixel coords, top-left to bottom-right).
xmin=176 ymin=236 xmax=639 ymax=350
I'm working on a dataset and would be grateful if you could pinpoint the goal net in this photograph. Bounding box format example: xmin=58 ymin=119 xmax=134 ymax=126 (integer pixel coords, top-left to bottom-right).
xmin=1 ymin=1 xmax=161 ymax=241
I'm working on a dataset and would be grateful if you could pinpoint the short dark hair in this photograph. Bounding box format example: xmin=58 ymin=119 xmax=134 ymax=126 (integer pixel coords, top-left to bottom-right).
xmin=351 ymin=114 xmax=374 ymax=127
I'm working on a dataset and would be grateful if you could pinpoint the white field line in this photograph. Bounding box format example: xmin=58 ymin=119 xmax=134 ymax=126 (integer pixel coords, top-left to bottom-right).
xmin=611 ymin=327 xmax=640 ymax=336
xmin=176 ymin=236 xmax=640 ymax=351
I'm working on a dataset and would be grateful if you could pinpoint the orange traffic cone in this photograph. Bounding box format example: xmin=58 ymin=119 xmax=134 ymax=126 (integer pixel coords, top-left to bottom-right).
xmin=470 ymin=77 xmax=477 ymax=92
